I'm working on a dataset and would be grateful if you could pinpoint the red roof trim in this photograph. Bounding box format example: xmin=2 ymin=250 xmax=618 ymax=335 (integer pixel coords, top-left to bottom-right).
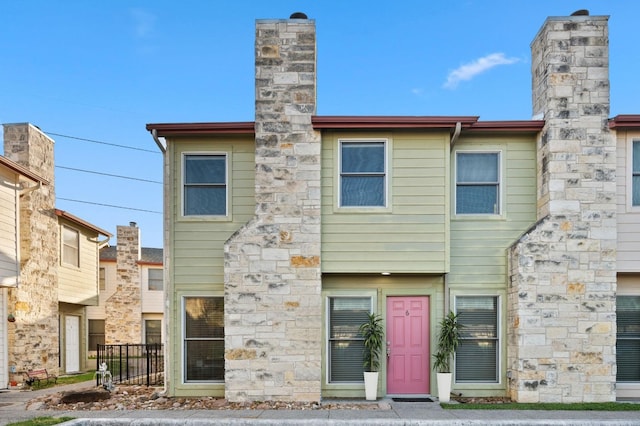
xmin=55 ymin=209 xmax=113 ymax=237
xmin=311 ymin=116 xmax=480 ymax=129
xmin=609 ymin=115 xmax=640 ymax=129
xmin=145 ymin=117 xmax=546 ymax=135
xmin=0 ymin=156 xmax=50 ymax=185
xmin=146 ymin=122 xmax=255 ymax=136
xmin=138 ymin=261 xmax=163 ymax=266
xmin=468 ymin=120 xmax=545 ymax=133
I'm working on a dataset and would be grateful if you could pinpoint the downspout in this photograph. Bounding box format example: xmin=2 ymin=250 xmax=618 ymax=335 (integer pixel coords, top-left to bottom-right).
xmin=449 ymin=121 xmax=462 ymax=150
xmin=150 ymin=126 xmax=169 ymax=395
xmin=444 ymin=122 xmax=461 ymax=312
xmin=90 ymin=236 xmax=111 ymax=249
xmin=19 ymin=181 xmax=41 ymax=195
xmin=151 ymin=129 xmax=167 ymax=154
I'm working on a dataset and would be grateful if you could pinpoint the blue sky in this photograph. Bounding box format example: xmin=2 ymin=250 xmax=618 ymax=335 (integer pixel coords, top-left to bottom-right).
xmin=1 ymin=1 xmax=638 ymax=248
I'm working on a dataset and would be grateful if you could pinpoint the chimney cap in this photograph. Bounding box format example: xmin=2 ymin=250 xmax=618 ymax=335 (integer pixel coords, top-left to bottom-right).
xmin=571 ymin=9 xmax=589 ymax=16
xmin=290 ymin=12 xmax=308 ymax=19
xmin=130 ymin=221 xmax=137 ymax=227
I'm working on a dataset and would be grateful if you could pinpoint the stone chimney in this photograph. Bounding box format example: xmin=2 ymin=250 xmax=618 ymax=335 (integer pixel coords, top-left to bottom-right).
xmin=223 ymin=13 xmax=322 ymax=402
xmin=105 ymin=222 xmax=142 ymax=344
xmin=3 ymin=123 xmax=59 ymax=375
xmin=508 ymin=12 xmax=616 ymax=402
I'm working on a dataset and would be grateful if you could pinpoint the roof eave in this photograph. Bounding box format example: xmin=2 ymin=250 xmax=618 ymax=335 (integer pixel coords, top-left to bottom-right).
xmin=0 ymin=156 xmax=50 ymax=185
xmin=609 ymin=115 xmax=640 ymax=129
xmin=311 ymin=116 xmax=480 ymax=129
xmin=146 ymin=122 xmax=255 ymax=137
xmin=55 ymin=209 xmax=113 ymax=237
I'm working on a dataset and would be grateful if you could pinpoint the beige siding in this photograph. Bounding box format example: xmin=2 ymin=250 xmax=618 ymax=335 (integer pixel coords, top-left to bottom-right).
xmin=449 ymin=136 xmax=537 ymax=289
xmin=86 ymin=261 xmax=116 ymax=319
xmin=58 ymin=219 xmax=100 ymax=305
xmin=321 ymin=131 xmax=450 ymax=273
xmin=616 ymin=130 xmax=640 ymax=272
xmin=141 ymin=266 xmax=163 ymax=313
xmin=0 ymin=167 xmax=19 ymax=286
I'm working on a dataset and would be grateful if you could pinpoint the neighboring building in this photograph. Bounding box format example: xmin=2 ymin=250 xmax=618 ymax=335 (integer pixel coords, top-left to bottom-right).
xmin=1 ymin=123 xmax=111 ymax=388
xmin=146 ymin=11 xmax=639 ymax=403
xmin=86 ymin=222 xmax=164 ymax=357
xmin=0 ymin=155 xmax=48 ymax=388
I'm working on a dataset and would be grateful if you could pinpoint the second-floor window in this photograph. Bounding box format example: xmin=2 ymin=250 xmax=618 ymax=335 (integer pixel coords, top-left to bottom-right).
xmin=183 ymin=154 xmax=227 ymax=216
xmin=456 ymin=152 xmax=500 ymax=215
xmin=632 ymin=141 xmax=640 ymax=206
xmin=62 ymin=226 xmax=80 ymax=267
xmin=340 ymin=141 xmax=386 ymax=207
xmin=148 ymin=269 xmax=163 ymax=291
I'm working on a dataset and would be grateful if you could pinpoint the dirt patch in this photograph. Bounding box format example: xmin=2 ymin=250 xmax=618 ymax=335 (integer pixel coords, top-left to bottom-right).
xmin=28 ymin=385 xmax=382 ymax=411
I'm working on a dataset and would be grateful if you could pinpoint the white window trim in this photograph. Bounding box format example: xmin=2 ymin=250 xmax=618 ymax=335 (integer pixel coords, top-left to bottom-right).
xmin=143 ymin=316 xmax=163 ymax=345
xmin=147 ymin=268 xmax=163 ymax=291
xmin=452 ymin=292 xmax=503 ymax=387
xmin=180 ymin=152 xmax=230 ymax=220
xmin=336 ymin=139 xmax=391 ymax=212
xmin=324 ymin=291 xmax=377 ymax=385
xmin=181 ymin=294 xmax=224 ymax=385
xmin=454 ymin=150 xmax=503 ymax=217
xmin=61 ymin=225 xmax=80 ymax=268
xmin=626 ymin=138 xmax=640 ymax=212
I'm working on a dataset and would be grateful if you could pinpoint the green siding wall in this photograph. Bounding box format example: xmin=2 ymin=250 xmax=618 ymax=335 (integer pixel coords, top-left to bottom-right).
xmin=449 ymin=136 xmax=537 ymax=290
xmin=321 ymin=131 xmax=450 ymax=273
xmin=170 ymin=137 xmax=255 ymax=291
xmin=167 ymin=135 xmax=254 ymax=396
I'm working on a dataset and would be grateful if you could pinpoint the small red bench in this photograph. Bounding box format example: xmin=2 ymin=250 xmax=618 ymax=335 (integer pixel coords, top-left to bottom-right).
xmin=24 ymin=369 xmax=57 ymax=386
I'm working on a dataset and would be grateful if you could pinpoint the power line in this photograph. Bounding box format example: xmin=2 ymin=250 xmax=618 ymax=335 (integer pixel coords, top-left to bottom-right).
xmin=56 ymin=165 xmax=162 ymax=184
xmin=58 ymin=197 xmax=162 ymax=214
xmin=45 ymin=131 xmax=160 ymax=154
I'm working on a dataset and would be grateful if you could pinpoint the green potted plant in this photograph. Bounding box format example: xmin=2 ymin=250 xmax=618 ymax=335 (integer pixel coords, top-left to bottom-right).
xmin=359 ymin=313 xmax=384 ymax=400
xmin=432 ymin=311 xmax=463 ymax=402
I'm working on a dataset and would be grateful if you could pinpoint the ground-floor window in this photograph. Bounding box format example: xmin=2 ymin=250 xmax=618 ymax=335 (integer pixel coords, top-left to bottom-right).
xmin=183 ymin=297 xmax=224 ymax=382
xmin=327 ymin=296 xmax=371 ymax=382
xmin=617 ymin=295 xmax=640 ymax=382
xmin=145 ymin=319 xmax=162 ymax=345
xmin=455 ymin=296 xmax=499 ymax=383
xmin=88 ymin=319 xmax=105 ymax=351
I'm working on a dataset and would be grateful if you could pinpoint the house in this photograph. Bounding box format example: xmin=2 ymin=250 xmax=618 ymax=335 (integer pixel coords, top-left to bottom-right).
xmin=86 ymin=222 xmax=164 ymax=357
xmin=0 ymin=154 xmax=48 ymax=388
xmin=1 ymin=123 xmax=111 ymax=388
xmin=146 ymin=11 xmax=639 ymax=403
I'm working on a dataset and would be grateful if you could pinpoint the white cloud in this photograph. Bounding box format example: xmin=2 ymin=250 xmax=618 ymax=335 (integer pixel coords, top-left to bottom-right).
xmin=443 ymin=53 xmax=520 ymax=89
xmin=130 ymin=8 xmax=157 ymax=38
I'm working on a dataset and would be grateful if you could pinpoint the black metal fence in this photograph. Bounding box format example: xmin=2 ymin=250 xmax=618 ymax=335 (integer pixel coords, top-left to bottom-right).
xmin=96 ymin=344 xmax=164 ymax=387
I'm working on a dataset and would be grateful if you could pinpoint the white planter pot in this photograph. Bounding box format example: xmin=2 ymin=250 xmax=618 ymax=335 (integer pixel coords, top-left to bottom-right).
xmin=436 ymin=372 xmax=452 ymax=402
xmin=364 ymin=371 xmax=379 ymax=401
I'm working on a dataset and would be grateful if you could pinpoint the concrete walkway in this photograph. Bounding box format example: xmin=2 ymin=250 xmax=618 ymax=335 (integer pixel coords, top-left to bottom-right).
xmin=1 ymin=382 xmax=639 ymax=425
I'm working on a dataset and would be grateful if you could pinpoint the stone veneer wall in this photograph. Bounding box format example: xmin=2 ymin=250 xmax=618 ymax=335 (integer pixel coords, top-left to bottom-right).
xmin=223 ymin=16 xmax=322 ymax=402
xmin=105 ymin=223 xmax=142 ymax=344
xmin=508 ymin=14 xmax=616 ymax=402
xmin=3 ymin=123 xmax=59 ymax=378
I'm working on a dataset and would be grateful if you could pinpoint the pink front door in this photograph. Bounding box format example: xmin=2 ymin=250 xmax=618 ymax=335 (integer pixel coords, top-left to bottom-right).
xmin=386 ymin=296 xmax=430 ymax=394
